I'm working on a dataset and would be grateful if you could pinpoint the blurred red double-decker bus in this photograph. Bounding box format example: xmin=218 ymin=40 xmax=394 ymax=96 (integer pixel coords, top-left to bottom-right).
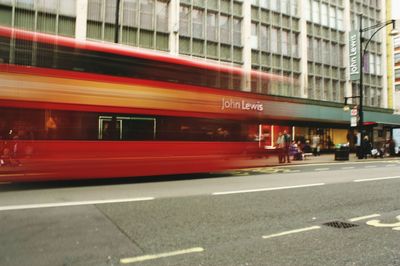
xmin=0 ymin=26 xmax=291 ymax=182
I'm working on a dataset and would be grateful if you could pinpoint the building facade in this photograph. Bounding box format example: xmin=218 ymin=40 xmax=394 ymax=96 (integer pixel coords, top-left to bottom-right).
xmin=395 ymin=35 xmax=400 ymax=110
xmin=386 ymin=0 xmax=400 ymax=113
xmin=0 ymin=0 xmax=398 ymax=149
xmin=0 ymin=0 xmax=389 ymax=107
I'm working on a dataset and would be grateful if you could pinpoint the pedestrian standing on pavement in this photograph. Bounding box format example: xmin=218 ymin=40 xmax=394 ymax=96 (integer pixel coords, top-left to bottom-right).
xmin=361 ymin=136 xmax=372 ymax=159
xmin=276 ymin=132 xmax=285 ymax=163
xmin=311 ymin=134 xmax=320 ymax=156
xmin=283 ymin=130 xmax=291 ymax=163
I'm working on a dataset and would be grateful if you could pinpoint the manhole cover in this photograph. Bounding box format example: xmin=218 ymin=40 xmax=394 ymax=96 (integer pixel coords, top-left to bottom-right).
xmin=323 ymin=221 xmax=359 ymax=229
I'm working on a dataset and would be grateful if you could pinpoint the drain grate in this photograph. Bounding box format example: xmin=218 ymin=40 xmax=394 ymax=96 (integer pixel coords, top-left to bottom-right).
xmin=323 ymin=221 xmax=359 ymax=229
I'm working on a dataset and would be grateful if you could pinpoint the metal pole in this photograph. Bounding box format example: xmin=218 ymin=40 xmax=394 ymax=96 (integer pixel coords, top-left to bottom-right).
xmin=114 ymin=0 xmax=121 ymax=43
xmin=358 ymin=14 xmax=364 ymax=159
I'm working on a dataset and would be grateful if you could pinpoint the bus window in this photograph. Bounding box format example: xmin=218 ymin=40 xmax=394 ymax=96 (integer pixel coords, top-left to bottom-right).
xmin=0 ymin=36 xmax=10 ymax=64
xmin=121 ymin=117 xmax=156 ymax=141
xmin=14 ymin=39 xmax=33 ymax=66
xmin=99 ymin=116 xmax=155 ymax=140
xmin=37 ymin=42 xmax=56 ymax=68
xmin=99 ymin=116 xmax=121 ymax=140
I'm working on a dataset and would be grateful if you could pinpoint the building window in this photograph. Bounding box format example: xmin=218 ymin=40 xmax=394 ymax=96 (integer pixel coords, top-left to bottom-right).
xmin=376 ymin=55 xmax=381 ymax=75
xmin=281 ymin=29 xmax=289 ymax=56
xmin=179 ymin=5 xmax=190 ymax=36
xmin=156 ymin=0 xmax=168 ymax=32
xmin=207 ymin=12 xmax=217 ymax=41
xmin=337 ymin=9 xmax=343 ymax=31
xmin=369 ymin=53 xmax=375 ymax=75
xmin=280 ymin=0 xmax=289 ymax=15
xmin=270 ymin=28 xmax=280 ymax=53
xmin=364 ymin=86 xmax=370 ymax=106
xmin=339 ymin=45 xmax=344 ymax=66
xmin=88 ymin=0 xmax=102 ymax=21
xmin=312 ymin=0 xmax=320 ymax=24
xmin=233 ymin=18 xmax=241 ymax=46
xmin=306 ymin=0 xmax=311 ymax=21
xmin=260 ymin=25 xmax=268 ymax=51
xmin=251 ymin=22 xmax=258 ymax=49
xmin=323 ymin=41 xmax=330 ymax=64
xmin=178 ymin=1 xmax=242 ymax=64
xmin=291 ymin=0 xmax=297 ymax=16
xmin=220 ymin=15 xmax=231 ymax=44
xmin=332 ymin=80 xmax=339 ymax=102
xmin=315 ymin=77 xmax=321 ymax=99
xmin=1 ymin=0 xmax=76 ymax=36
xmin=321 ymin=3 xmax=328 ymax=27
xmin=370 ymin=87 xmax=376 ymax=106
xmin=331 ymin=43 xmax=338 ymax=66
xmin=123 ymin=0 xmax=138 ymax=27
xmin=16 ymin=0 xmax=34 ymax=8
xmin=329 ymin=6 xmax=336 ymax=29
xmin=271 ymin=27 xmax=278 ymax=53
xmin=376 ymin=88 xmax=382 ymax=107
xmin=394 ymin=37 xmax=400 ymax=49
xmin=395 ymin=69 xmax=400 ymax=79
xmin=270 ymin=0 xmax=278 ymax=12
xmin=260 ymin=0 xmax=268 ymax=9
xmin=192 ymin=8 xmax=204 ymax=39
xmin=87 ymin=0 xmax=168 ymax=50
xmin=394 ymin=53 xmax=400 ymax=64
xmin=323 ymin=79 xmax=330 ymax=101
xmin=59 ymin=1 xmax=76 ymax=16
xmin=307 ymin=37 xmax=313 ymax=61
xmin=140 ymin=0 xmax=154 ymax=30
xmin=314 ymin=38 xmax=321 ymax=63
xmin=105 ymin=0 xmax=116 ymax=24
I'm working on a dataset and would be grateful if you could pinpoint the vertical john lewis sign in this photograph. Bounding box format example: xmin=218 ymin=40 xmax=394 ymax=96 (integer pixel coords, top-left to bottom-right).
xmin=349 ymin=30 xmax=360 ymax=81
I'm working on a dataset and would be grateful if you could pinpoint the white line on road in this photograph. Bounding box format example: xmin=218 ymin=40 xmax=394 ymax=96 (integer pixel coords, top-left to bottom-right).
xmin=349 ymin=214 xmax=381 ymax=222
xmin=342 ymin=167 xmax=355 ymax=170
xmin=212 ymin=183 xmax=325 ymax=196
xmin=365 ymin=165 xmax=377 ymax=168
xmin=315 ymin=168 xmax=330 ymax=171
xmin=0 ymin=197 xmax=155 ymax=211
xmin=354 ymin=176 xmax=400 ymax=183
xmin=120 ymin=247 xmax=204 ymax=264
xmin=262 ymin=226 xmax=321 ymax=239
xmin=385 ymin=164 xmax=396 ymax=167
xmin=287 ymin=170 xmax=301 ymax=173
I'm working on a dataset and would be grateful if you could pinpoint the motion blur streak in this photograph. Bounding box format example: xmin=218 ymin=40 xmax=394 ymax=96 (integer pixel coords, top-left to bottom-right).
xmin=0 ymin=26 xmax=294 ymax=182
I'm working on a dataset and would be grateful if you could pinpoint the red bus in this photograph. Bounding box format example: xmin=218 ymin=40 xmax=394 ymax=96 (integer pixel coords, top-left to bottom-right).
xmin=0 ymin=26 xmax=291 ymax=182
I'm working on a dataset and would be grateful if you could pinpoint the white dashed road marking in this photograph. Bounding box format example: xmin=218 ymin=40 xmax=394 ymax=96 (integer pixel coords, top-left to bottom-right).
xmin=212 ymin=183 xmax=325 ymax=195
xmin=120 ymin=247 xmax=204 ymax=264
xmin=0 ymin=197 xmax=155 ymax=211
xmin=354 ymin=176 xmax=400 ymax=183
xmin=349 ymin=214 xmax=381 ymax=222
xmin=262 ymin=226 xmax=321 ymax=239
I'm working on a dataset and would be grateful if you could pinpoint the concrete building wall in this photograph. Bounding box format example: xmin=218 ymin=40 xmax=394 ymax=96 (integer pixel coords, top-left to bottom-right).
xmin=0 ymin=0 xmax=391 ymax=110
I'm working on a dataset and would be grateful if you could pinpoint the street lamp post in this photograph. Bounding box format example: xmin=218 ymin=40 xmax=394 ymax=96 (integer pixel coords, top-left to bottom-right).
xmin=351 ymin=15 xmax=399 ymax=159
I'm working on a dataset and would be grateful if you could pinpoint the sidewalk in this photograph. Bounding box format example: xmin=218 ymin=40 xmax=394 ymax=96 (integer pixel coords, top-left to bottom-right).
xmin=277 ymin=153 xmax=400 ymax=166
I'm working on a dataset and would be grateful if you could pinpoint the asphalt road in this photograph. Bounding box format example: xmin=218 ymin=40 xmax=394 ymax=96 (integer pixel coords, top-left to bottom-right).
xmin=1 ymin=159 xmax=400 ymax=266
